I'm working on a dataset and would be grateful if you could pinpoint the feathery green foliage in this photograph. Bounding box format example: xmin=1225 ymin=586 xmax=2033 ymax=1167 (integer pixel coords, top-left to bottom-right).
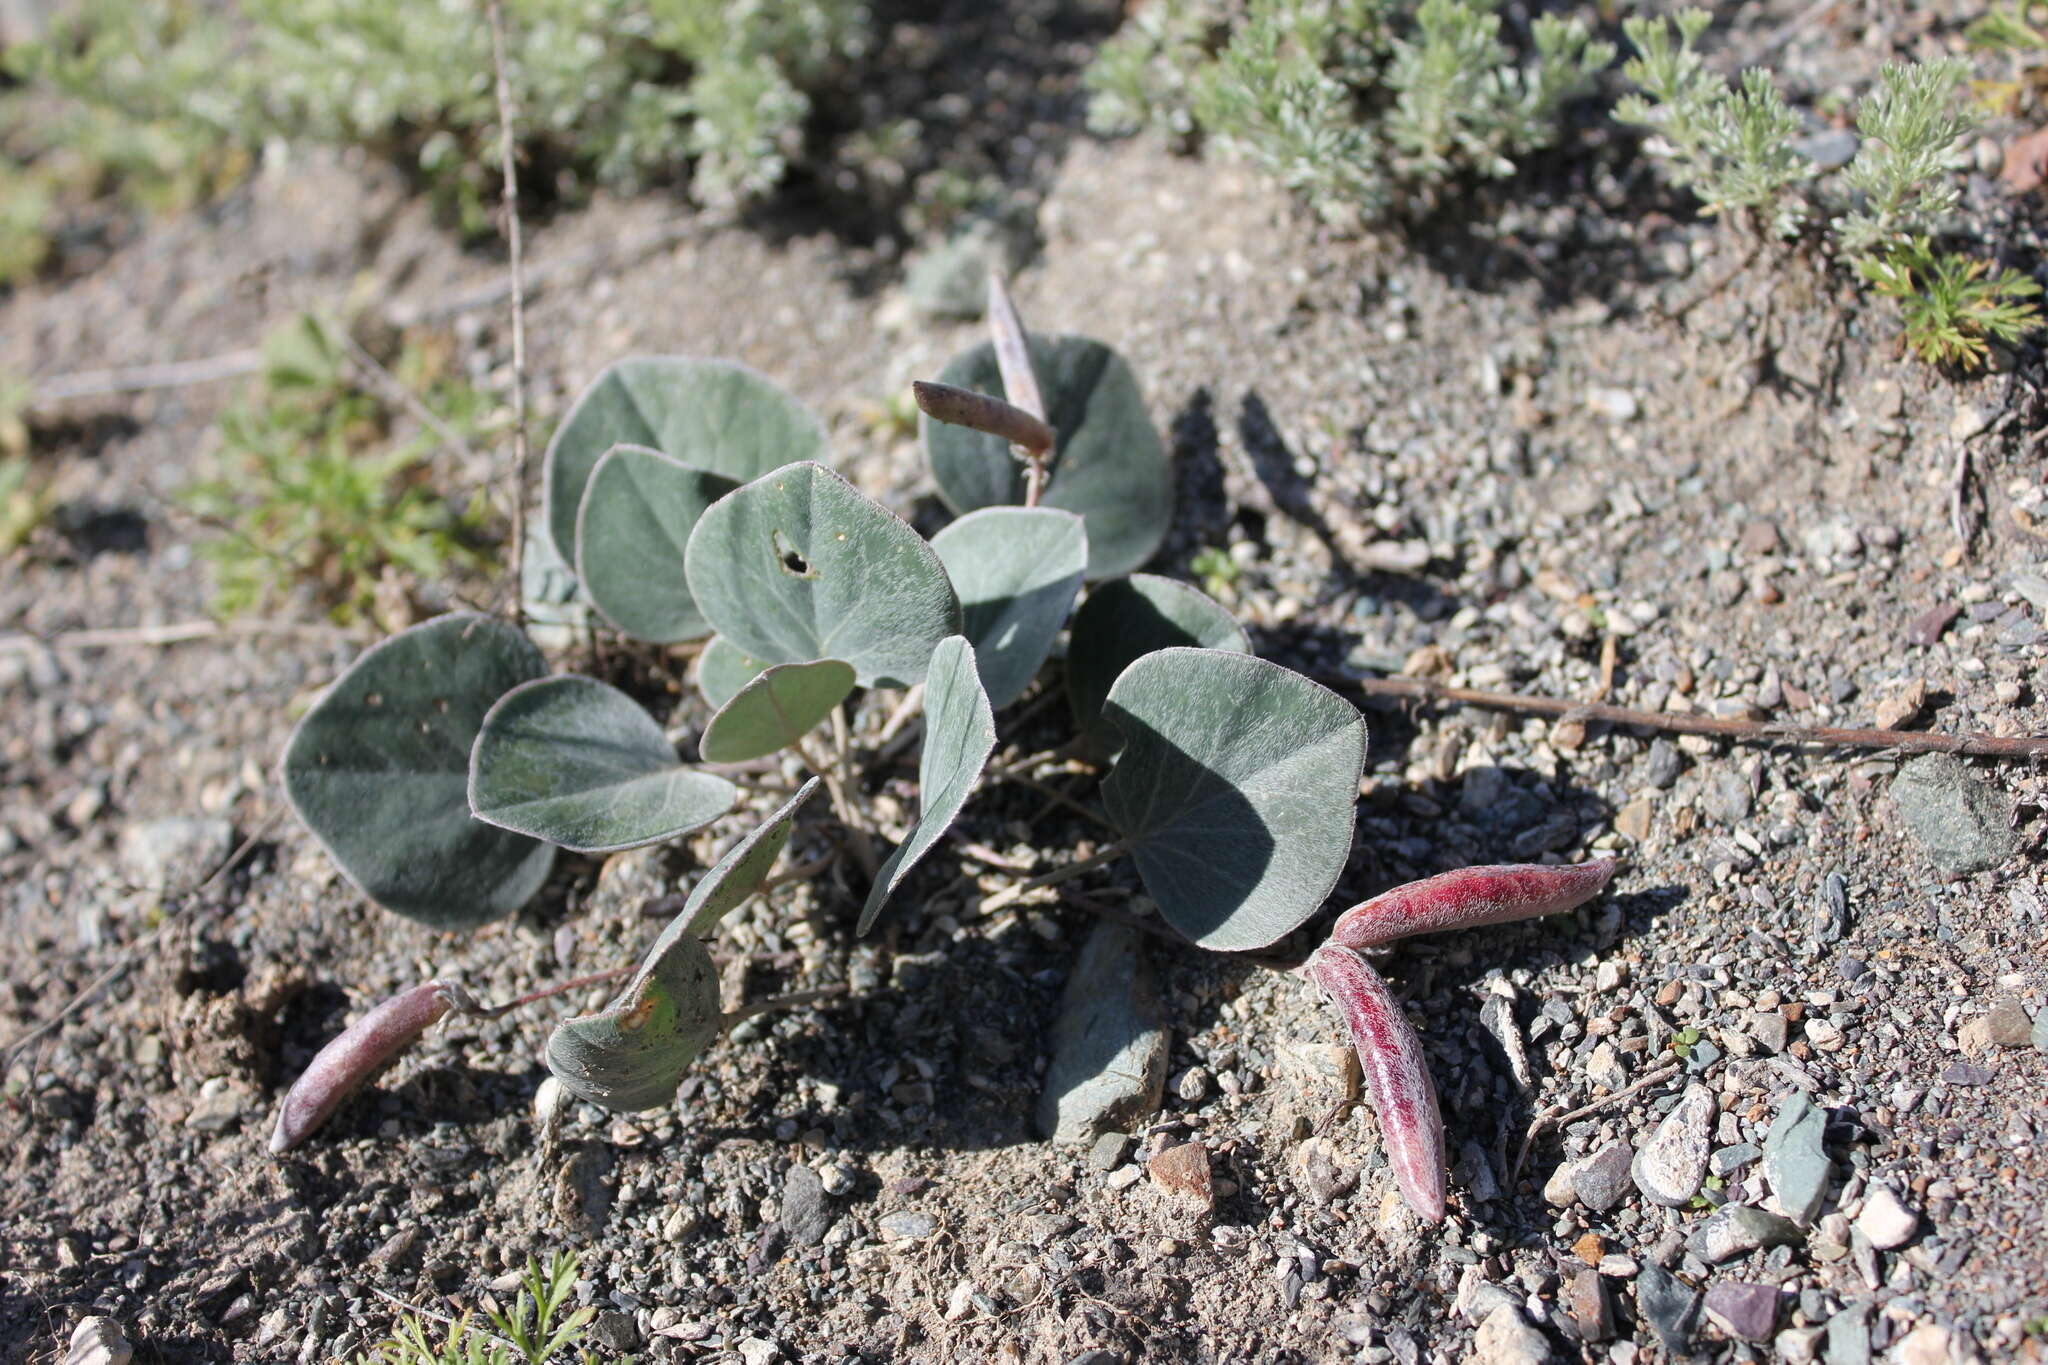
xmin=183 ymin=316 xmax=495 ymax=624
xmin=1086 ymin=0 xmax=1612 ymax=223
xmin=352 ymin=1251 xmax=625 ymax=1365
xmin=1859 ymin=239 xmax=2044 ymax=368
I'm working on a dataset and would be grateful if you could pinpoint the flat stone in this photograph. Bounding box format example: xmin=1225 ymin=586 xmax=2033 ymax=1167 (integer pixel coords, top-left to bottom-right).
xmin=1542 ymin=1160 xmax=1578 ymax=1208
xmin=1824 ymin=1302 xmax=1871 ymax=1365
xmin=1703 ymin=1281 xmax=1780 ymax=1342
xmin=1633 ymin=1085 xmax=1714 ymax=1207
xmin=1635 ymin=1264 xmax=1698 ymax=1357
xmin=1894 ymin=1323 xmax=1954 ymax=1365
xmin=65 ymin=1317 xmax=132 ymax=1365
xmin=1456 ymin=1266 xmax=1522 ymax=1325
xmin=1575 ymin=1141 xmax=1636 ymax=1213
xmin=1762 ymin=1092 xmax=1830 ymax=1226
xmin=877 ymin=1211 xmax=937 ymax=1243
xmin=589 ymin=1312 xmax=640 ymax=1354
xmin=1690 ymin=1205 xmax=1802 ymax=1263
xmin=1710 ymin=1142 xmax=1762 ymax=1176
xmin=1088 ymin=1131 xmax=1133 ymax=1171
xmin=119 ymin=817 xmax=234 ymax=891
xmin=779 ymin=1164 xmax=833 ymax=1248
xmin=1778 ymin=1326 xmax=1824 ymax=1364
xmin=1469 ymin=1303 xmax=1551 ymax=1365
xmin=552 ymin=1146 xmax=614 ymax=1239
xmin=1291 ymin=1135 xmax=1355 ymax=1204
xmin=1852 ymin=1184 xmax=1917 ymax=1250
xmin=1568 ymin=1269 xmax=1615 ymax=1343
xmin=1985 ymin=996 xmax=2035 ymax=1048
xmin=1702 ymin=770 xmax=1753 ymax=826
xmin=1148 ymin=1141 xmax=1214 ymax=1215
xmin=1889 ymin=753 xmax=2016 ymax=876
xmin=1037 ymin=922 xmax=1168 ymax=1146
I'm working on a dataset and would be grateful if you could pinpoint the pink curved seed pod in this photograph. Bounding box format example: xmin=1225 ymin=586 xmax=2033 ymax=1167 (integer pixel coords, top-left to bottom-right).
xmin=1330 ymin=858 xmax=1618 ymax=950
xmin=1307 ymin=944 xmax=1445 ymax=1223
xmin=270 ymin=981 xmax=454 ymax=1154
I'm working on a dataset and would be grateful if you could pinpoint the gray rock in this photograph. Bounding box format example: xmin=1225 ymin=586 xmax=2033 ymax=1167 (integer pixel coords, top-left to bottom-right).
xmin=1824 ymin=1302 xmax=1871 ymax=1365
xmin=2035 ymin=1007 xmax=2048 ymax=1054
xmin=1889 ymin=753 xmax=2016 ymax=875
xmin=1471 ymin=1303 xmax=1551 ymax=1365
xmin=1793 ymin=129 xmax=1861 ymax=170
xmin=1710 ymin=1142 xmax=1762 ymax=1176
xmin=553 ymin=1146 xmax=613 ymax=1239
xmin=1568 ymin=1269 xmax=1615 ymax=1343
xmin=1037 ymin=922 xmax=1168 ymax=1145
xmin=1635 ymin=1264 xmax=1698 ymax=1357
xmin=1702 ymin=770 xmax=1753 ymax=826
xmin=878 ymin=1211 xmax=937 ymax=1242
xmin=1748 ymin=1010 xmax=1790 ymax=1054
xmin=1456 ymin=1265 xmax=1521 ymax=1325
xmin=119 ymin=817 xmax=234 ymax=890
xmin=588 ymin=1312 xmax=640 ymax=1354
xmin=1633 ymin=1085 xmax=1714 ymax=1207
xmin=779 ymin=1164 xmax=833 ymax=1248
xmin=1690 ymin=1205 xmax=1801 ymax=1263
xmin=1064 ymin=1352 xmax=1124 ymax=1365
xmin=1089 ymin=1131 xmax=1133 ymax=1171
xmin=184 ymin=1080 xmax=249 ymax=1133
xmin=1985 ymin=996 xmax=2034 ymax=1048
xmin=65 ymin=1317 xmax=132 ymax=1365
xmin=1703 ymin=1281 xmax=1781 ymax=1342
xmin=1763 ymin=1093 xmax=1830 ymax=1226
xmin=901 ymin=210 xmax=1034 ymax=320
xmin=1574 ymin=1141 xmax=1635 ymax=1213
xmin=1643 ymin=740 xmax=1685 ymax=789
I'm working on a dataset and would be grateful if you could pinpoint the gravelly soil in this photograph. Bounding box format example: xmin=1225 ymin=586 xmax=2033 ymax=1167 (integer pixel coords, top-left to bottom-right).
xmin=4 ymin=8 xmax=2048 ymax=1364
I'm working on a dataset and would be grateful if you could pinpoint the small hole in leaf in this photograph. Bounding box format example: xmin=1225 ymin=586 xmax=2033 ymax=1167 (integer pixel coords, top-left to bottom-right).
xmin=773 ymin=530 xmax=816 ymax=578
xmin=433 ymin=698 xmax=450 ymax=714
xmin=364 ymin=692 xmax=383 ymax=707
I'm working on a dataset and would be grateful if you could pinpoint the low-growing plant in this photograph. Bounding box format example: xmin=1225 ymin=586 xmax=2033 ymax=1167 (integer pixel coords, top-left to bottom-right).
xmin=352 ymin=1250 xmax=626 ymax=1365
xmin=270 ymin=274 xmax=1620 ymax=1224
xmin=1085 ymin=0 xmax=1614 ymax=224
xmin=1620 ymin=10 xmax=2041 ymax=369
xmin=182 ymin=314 xmax=496 ymax=624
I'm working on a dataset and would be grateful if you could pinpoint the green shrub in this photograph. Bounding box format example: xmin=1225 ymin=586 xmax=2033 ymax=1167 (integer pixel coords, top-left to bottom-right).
xmin=183 ymin=315 xmax=495 ymax=624
xmin=1620 ymin=10 xmax=2040 ymax=369
xmin=1085 ymin=0 xmax=1613 ymax=223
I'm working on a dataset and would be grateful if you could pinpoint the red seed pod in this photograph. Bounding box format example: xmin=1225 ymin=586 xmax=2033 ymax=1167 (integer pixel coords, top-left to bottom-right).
xmin=1306 ymin=944 xmax=1445 ymax=1223
xmin=1330 ymin=858 xmax=1618 ymax=951
xmin=269 ymin=981 xmax=454 ymax=1154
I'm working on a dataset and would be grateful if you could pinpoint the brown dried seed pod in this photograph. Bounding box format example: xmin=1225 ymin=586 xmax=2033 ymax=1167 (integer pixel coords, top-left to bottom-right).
xmin=269 ymin=981 xmax=454 ymax=1154
xmin=912 ymin=380 xmax=1055 ymax=456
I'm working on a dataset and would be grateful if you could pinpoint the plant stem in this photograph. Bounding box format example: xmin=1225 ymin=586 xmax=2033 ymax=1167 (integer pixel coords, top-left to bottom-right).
xmin=1330 ymin=672 xmax=2048 ymax=759
xmin=725 ymin=983 xmax=847 ymax=1024
xmin=826 ymin=704 xmax=878 ymax=881
xmin=462 ymin=966 xmax=633 ymax=1019
xmin=978 ymin=841 xmax=1129 ymax=913
xmin=486 ymin=0 xmax=531 ymax=630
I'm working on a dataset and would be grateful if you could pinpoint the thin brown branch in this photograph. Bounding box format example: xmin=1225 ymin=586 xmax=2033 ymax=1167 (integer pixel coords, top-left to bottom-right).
xmin=24 ymin=350 xmax=262 ymax=410
xmin=1331 ymin=673 xmax=2048 ymax=759
xmin=913 ymin=381 xmax=1055 ymax=458
xmin=487 ymin=0 xmax=532 ymax=628
xmin=336 ymin=327 xmax=475 ymax=462
xmin=1512 ymin=1061 xmax=1683 ymax=1180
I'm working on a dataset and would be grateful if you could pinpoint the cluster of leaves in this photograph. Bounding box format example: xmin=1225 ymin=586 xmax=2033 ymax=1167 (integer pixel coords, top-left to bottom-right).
xmin=1084 ymin=0 xmax=1613 ymax=223
xmin=1619 ymin=10 xmax=2041 ymax=368
xmin=352 ymin=1251 xmax=625 ymax=1365
xmin=1966 ymin=1 xmax=2048 ymax=115
xmin=279 ymin=294 xmax=1380 ymax=1124
xmin=0 ymin=0 xmax=870 ymax=281
xmin=182 ymin=314 xmax=495 ymax=624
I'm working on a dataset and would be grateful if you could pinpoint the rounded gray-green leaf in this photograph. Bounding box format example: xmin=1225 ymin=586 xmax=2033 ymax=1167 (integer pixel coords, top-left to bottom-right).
xmin=700 ymin=659 xmax=856 ymax=763
xmin=930 ymin=506 xmax=1087 ymax=709
xmin=469 ymin=675 xmax=736 ymax=853
xmin=575 ymin=444 xmax=738 ymax=643
xmin=544 ymin=357 xmax=827 ymax=562
xmin=696 ymin=635 xmax=770 ymax=710
xmin=684 ymin=461 xmax=962 ymax=688
xmin=923 ymin=334 xmax=1169 ymax=578
xmin=681 ymin=777 xmax=822 ymax=937
xmin=282 ymin=613 xmax=555 ymax=931
xmin=546 ymin=929 xmax=725 ymax=1112
xmin=1068 ymin=574 xmax=1251 ymax=745
xmin=858 ymin=636 xmax=997 ymax=933
xmin=1100 ymin=648 xmax=1365 ymax=952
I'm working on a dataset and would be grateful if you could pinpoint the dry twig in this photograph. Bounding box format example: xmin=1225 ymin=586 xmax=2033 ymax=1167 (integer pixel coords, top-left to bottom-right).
xmin=487 ymin=0 xmax=533 ymax=627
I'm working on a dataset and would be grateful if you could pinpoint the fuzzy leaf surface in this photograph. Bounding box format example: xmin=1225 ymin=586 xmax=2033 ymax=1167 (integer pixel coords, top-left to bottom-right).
xmin=682 ymin=777 xmax=822 ymax=937
xmin=575 ymin=444 xmax=737 ymax=643
xmin=1101 ymin=648 xmax=1365 ymax=951
xmin=696 ymin=635 xmax=771 ymax=709
xmin=546 ymin=928 xmax=725 ymax=1112
xmin=923 ymin=333 xmax=1169 ymax=578
xmin=282 ymin=613 xmax=554 ymax=930
xmin=700 ymin=659 xmax=857 ymax=763
xmin=858 ymin=636 xmax=997 ymax=933
xmin=685 ymin=461 xmax=961 ymax=688
xmin=469 ymin=676 xmax=735 ymax=853
xmin=1068 ymin=574 xmax=1250 ymax=744
xmin=544 ymin=357 xmax=826 ymax=562
xmin=930 ymin=506 xmax=1088 ymax=708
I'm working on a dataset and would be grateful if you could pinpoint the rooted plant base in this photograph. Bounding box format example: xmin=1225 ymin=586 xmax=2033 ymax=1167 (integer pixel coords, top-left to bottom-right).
xmin=5 ymin=35 xmax=2048 ymax=1364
